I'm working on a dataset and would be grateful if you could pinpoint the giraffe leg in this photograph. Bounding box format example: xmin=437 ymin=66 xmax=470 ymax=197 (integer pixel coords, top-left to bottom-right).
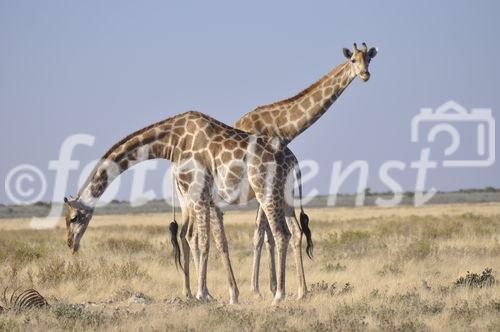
xmin=250 ymin=207 xmax=265 ymax=295
xmin=210 ymin=204 xmax=239 ymax=304
xmin=186 ymin=208 xmax=200 ymax=275
xmin=174 ymin=177 xmax=194 ymax=299
xmin=178 ymin=207 xmax=192 ymax=298
xmin=261 ymin=203 xmax=290 ymax=305
xmin=189 ymin=218 xmax=214 ymax=300
xmin=264 ymin=218 xmax=277 ymax=296
xmin=251 ymin=206 xmax=277 ymax=296
xmin=193 ymin=201 xmax=212 ymax=301
xmin=285 ymin=206 xmax=307 ymax=300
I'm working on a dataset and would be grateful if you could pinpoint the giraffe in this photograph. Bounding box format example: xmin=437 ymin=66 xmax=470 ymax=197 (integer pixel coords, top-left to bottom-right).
xmin=238 ymin=42 xmax=378 ymax=294
xmin=176 ymin=42 xmax=378 ymax=296
xmin=64 ymin=110 xmax=308 ymax=305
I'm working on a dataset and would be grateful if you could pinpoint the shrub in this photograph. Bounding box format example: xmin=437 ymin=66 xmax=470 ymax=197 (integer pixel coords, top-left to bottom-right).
xmin=322 ymin=262 xmax=347 ymax=272
xmin=309 ymin=281 xmax=353 ymax=297
xmin=455 ymin=268 xmax=496 ymax=288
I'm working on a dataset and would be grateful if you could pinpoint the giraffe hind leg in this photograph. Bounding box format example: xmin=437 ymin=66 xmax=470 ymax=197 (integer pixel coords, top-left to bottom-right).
xmin=285 ymin=205 xmax=307 ymax=300
xmin=192 ymin=200 xmax=213 ymax=302
xmin=260 ymin=202 xmax=290 ymax=305
xmin=210 ymin=203 xmax=239 ymax=304
xmin=178 ymin=208 xmax=192 ymax=298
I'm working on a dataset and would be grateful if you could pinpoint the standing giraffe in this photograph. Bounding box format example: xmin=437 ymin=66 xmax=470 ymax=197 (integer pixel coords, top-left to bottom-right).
xmin=176 ymin=42 xmax=378 ymax=296
xmin=237 ymin=42 xmax=378 ymax=294
xmin=64 ymin=111 xmax=307 ymax=305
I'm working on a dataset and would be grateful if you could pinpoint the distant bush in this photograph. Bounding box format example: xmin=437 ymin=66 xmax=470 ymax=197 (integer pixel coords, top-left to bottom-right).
xmin=457 ymin=187 xmax=499 ymax=194
xmin=33 ymin=201 xmax=50 ymax=208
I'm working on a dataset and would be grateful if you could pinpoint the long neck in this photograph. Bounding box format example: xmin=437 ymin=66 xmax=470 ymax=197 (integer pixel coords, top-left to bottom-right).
xmin=77 ymin=117 xmax=178 ymax=208
xmin=236 ymin=60 xmax=355 ymax=142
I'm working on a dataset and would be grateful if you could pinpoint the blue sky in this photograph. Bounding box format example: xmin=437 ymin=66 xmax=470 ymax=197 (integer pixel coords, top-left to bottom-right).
xmin=1 ymin=1 xmax=499 ymax=203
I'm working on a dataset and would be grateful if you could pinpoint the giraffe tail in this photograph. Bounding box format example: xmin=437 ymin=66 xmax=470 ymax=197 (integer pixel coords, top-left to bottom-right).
xmin=295 ymin=163 xmax=313 ymax=259
xmin=300 ymin=209 xmax=313 ymax=259
xmin=169 ymin=220 xmax=184 ymax=272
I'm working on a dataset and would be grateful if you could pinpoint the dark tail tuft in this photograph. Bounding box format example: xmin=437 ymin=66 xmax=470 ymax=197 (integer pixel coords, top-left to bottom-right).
xmin=169 ymin=220 xmax=183 ymax=272
xmin=300 ymin=210 xmax=313 ymax=259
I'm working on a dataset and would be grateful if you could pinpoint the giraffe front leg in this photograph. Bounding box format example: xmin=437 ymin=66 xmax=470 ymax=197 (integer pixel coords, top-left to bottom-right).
xmin=186 ymin=210 xmax=200 ymax=276
xmin=193 ymin=202 xmax=212 ymax=302
xmin=251 ymin=207 xmax=266 ymax=296
xmin=264 ymin=222 xmax=277 ymax=296
xmin=210 ymin=205 xmax=239 ymax=304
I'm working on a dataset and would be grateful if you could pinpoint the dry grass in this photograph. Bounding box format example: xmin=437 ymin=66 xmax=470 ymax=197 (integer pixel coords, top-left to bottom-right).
xmin=0 ymin=203 xmax=499 ymax=331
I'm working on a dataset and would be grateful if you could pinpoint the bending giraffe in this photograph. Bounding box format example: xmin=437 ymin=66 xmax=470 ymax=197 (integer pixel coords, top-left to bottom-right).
xmin=175 ymin=42 xmax=378 ymax=296
xmin=64 ymin=111 xmax=307 ymax=305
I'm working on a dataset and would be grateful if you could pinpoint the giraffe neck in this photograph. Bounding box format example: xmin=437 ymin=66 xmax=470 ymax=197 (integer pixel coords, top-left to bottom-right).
xmin=236 ymin=60 xmax=355 ymax=142
xmin=77 ymin=117 xmax=178 ymax=208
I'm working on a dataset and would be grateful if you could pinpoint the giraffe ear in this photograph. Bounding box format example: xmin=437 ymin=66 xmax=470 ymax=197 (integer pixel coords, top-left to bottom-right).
xmin=343 ymin=48 xmax=353 ymax=59
xmin=64 ymin=197 xmax=69 ymax=204
xmin=368 ymin=47 xmax=378 ymax=59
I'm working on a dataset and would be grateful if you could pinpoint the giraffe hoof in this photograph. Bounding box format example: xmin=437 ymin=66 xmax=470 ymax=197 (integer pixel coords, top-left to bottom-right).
xmin=271 ymin=298 xmax=283 ymax=306
xmin=196 ymin=291 xmax=214 ymax=302
xmin=272 ymin=291 xmax=285 ymax=305
xmin=250 ymin=287 xmax=261 ymax=296
xmin=296 ymin=287 xmax=308 ymax=300
xmin=270 ymin=284 xmax=277 ymax=296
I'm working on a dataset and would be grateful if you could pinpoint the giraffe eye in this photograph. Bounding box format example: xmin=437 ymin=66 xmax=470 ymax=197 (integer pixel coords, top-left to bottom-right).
xmin=351 ymin=59 xmax=356 ymax=63
xmin=71 ymin=216 xmax=78 ymax=223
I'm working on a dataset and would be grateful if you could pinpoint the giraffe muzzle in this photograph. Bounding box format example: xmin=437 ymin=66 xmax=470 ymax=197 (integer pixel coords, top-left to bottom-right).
xmin=360 ymin=72 xmax=370 ymax=82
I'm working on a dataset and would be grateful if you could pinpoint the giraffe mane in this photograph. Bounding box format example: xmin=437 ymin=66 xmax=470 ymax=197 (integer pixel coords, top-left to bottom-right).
xmin=254 ymin=60 xmax=349 ymax=111
xmin=77 ymin=115 xmax=179 ymax=199
xmin=100 ymin=116 xmax=175 ymax=160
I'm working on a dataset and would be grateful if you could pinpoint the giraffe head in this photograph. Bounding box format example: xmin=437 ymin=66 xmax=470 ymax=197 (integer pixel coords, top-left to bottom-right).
xmin=343 ymin=42 xmax=378 ymax=82
xmin=64 ymin=197 xmax=94 ymax=253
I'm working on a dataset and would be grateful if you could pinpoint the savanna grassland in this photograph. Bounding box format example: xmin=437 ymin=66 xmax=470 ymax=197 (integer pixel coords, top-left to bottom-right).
xmin=0 ymin=203 xmax=499 ymax=331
